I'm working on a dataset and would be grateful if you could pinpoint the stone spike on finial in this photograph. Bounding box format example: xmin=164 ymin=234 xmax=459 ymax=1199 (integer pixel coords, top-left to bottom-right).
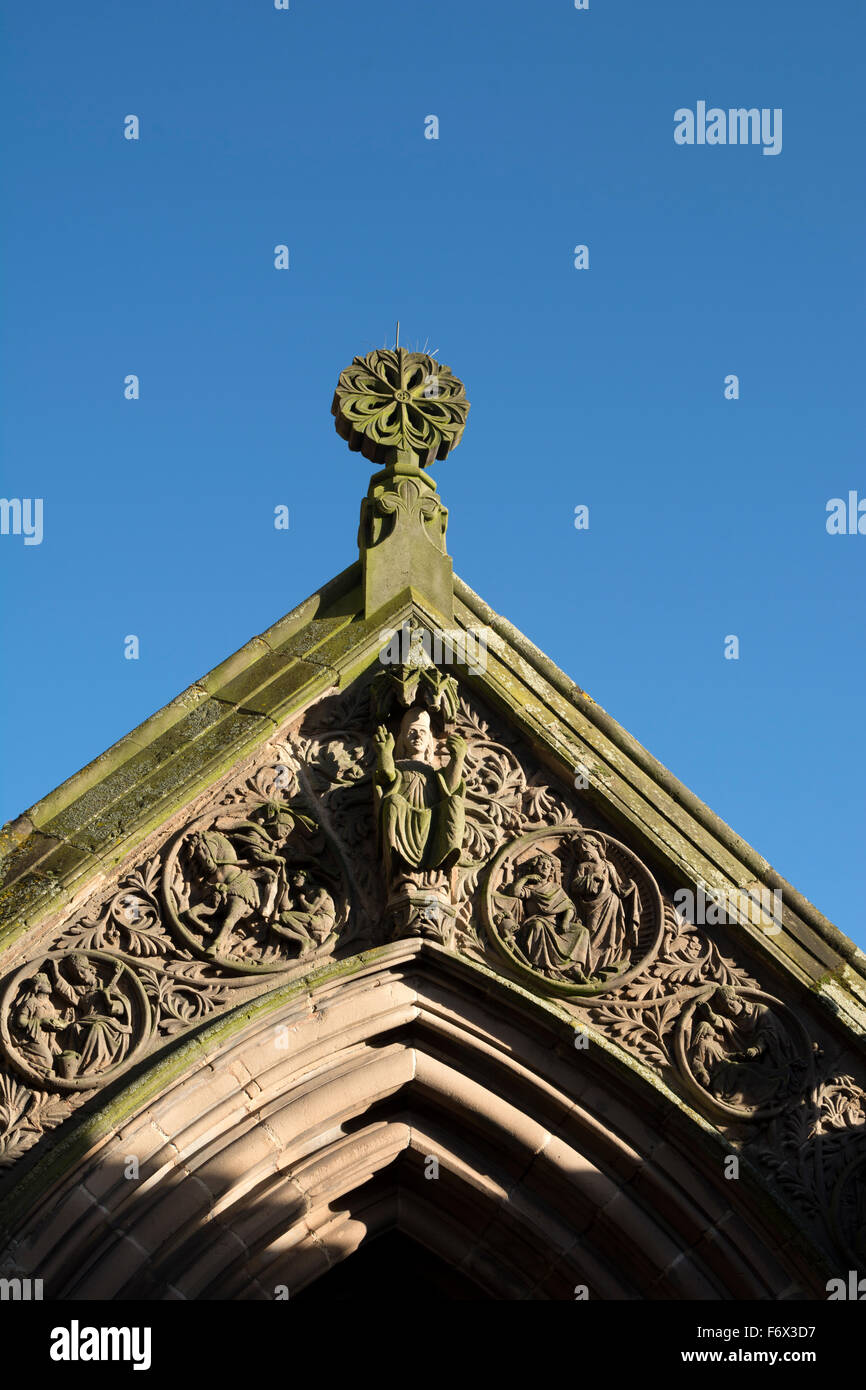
xmin=331 ymin=343 xmax=469 ymax=470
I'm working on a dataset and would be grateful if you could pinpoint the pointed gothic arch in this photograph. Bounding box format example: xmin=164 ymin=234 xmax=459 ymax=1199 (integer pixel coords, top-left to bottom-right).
xmin=1 ymin=345 xmax=864 ymax=1301
xmin=0 ymin=945 xmax=828 ymax=1300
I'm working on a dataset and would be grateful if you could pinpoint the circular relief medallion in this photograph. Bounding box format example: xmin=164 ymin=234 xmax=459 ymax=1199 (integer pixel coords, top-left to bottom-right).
xmin=481 ymin=824 xmax=664 ymax=998
xmin=0 ymin=949 xmax=152 ymax=1091
xmin=674 ymin=986 xmax=811 ymax=1121
xmin=161 ymin=802 xmax=348 ymax=974
xmin=830 ymin=1151 xmax=866 ymax=1270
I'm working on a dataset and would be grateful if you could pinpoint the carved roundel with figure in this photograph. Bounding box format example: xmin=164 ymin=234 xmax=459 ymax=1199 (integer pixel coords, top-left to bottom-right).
xmin=830 ymin=1150 xmax=866 ymax=1270
xmin=481 ymin=823 xmax=665 ymax=998
xmin=674 ymin=987 xmax=812 ymax=1121
xmin=161 ymin=800 xmax=349 ymax=975
xmin=0 ymin=949 xmax=152 ymax=1091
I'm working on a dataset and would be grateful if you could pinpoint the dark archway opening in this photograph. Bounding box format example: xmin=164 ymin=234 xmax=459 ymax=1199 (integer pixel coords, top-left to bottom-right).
xmin=290 ymin=1230 xmax=492 ymax=1302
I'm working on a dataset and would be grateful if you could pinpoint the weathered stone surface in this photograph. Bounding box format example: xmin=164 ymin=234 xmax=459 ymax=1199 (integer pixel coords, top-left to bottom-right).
xmin=0 ymin=344 xmax=862 ymax=1301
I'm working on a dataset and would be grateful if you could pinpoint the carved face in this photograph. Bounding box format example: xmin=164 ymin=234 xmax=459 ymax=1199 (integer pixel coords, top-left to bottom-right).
xmin=523 ymin=853 xmax=561 ymax=885
xmin=577 ymin=835 xmax=603 ymax=864
xmin=70 ymin=956 xmax=98 ymax=988
xmin=396 ymin=710 xmax=434 ymax=762
xmin=711 ymin=986 xmax=742 ymax=1018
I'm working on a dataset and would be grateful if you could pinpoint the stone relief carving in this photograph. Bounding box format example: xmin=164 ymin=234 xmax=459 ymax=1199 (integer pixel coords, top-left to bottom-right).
xmin=483 ymin=826 xmax=663 ymax=995
xmin=674 ymin=986 xmax=810 ymax=1121
xmin=0 ymin=668 xmax=863 ymax=1268
xmin=364 ymin=476 xmax=449 ymax=555
xmin=332 ymin=346 xmax=469 ymax=467
xmin=0 ymin=951 xmax=151 ymax=1090
xmin=162 ymin=786 xmax=346 ymax=973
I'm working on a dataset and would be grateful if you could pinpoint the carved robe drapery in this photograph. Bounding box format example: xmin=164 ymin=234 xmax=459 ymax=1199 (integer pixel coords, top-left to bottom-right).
xmin=376 ymin=759 xmax=465 ymax=876
xmin=571 ymin=853 xmax=639 ymax=973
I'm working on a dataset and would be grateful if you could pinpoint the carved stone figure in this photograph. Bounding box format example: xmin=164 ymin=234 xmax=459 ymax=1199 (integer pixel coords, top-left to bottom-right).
xmin=570 ymin=831 xmax=640 ymax=978
xmin=673 ymin=985 xmax=810 ymax=1120
xmin=185 ymin=830 xmax=270 ymax=959
xmin=269 ymin=868 xmax=337 ymax=956
xmin=495 ymin=852 xmax=590 ymax=979
xmin=686 ymin=986 xmax=802 ymax=1112
xmin=57 ymin=955 xmax=133 ymax=1080
xmin=374 ymin=708 xmax=466 ymax=891
xmin=13 ymin=973 xmax=66 ymax=1073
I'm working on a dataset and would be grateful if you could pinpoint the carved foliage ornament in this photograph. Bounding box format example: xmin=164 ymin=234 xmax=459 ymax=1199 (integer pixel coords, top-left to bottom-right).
xmin=0 ymin=757 xmax=352 ymax=1157
xmin=0 ymin=677 xmax=863 ymax=1271
xmin=332 ymin=347 xmax=469 ymax=467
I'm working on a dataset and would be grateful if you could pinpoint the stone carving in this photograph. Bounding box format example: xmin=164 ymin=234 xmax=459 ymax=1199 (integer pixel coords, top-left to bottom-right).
xmin=674 ymin=985 xmax=810 ymax=1120
xmin=332 ymin=347 xmax=469 ymax=467
xmin=369 ymin=644 xmax=461 ymax=722
xmin=138 ymin=964 xmax=232 ymax=1038
xmin=0 ymin=1072 xmax=78 ymax=1168
xmin=497 ymin=851 xmax=588 ymax=976
xmin=374 ymin=477 xmax=448 ymax=547
xmin=0 ymin=675 xmax=863 ymax=1273
xmin=60 ymin=858 xmax=169 ymax=958
xmin=483 ymin=825 xmax=663 ymax=996
xmin=374 ymin=708 xmax=467 ymax=942
xmin=830 ymin=1149 xmax=866 ymax=1268
xmin=356 ymin=473 xmax=451 ymax=571
xmin=0 ymin=951 xmax=151 ymax=1090
xmin=163 ymin=793 xmax=347 ymax=974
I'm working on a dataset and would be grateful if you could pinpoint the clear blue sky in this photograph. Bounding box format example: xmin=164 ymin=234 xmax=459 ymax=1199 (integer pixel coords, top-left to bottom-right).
xmin=1 ymin=1 xmax=863 ymax=944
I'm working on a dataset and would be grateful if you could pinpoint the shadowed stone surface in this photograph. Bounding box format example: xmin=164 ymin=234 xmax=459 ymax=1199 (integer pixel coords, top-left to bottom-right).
xmin=0 ymin=345 xmax=863 ymax=1300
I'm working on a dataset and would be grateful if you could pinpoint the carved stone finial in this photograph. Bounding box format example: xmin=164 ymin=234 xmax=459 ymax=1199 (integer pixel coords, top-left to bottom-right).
xmin=332 ymin=346 xmax=469 ymax=469
xmin=333 ymin=344 xmax=465 ymax=618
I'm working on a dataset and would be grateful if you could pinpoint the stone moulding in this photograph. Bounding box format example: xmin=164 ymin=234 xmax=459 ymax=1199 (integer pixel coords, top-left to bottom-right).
xmin=0 ymin=943 xmax=834 ymax=1300
xmin=453 ymin=579 xmax=864 ymax=985
xmin=0 ymin=659 xmax=863 ymax=1281
xmin=0 ymin=421 xmax=864 ymax=1294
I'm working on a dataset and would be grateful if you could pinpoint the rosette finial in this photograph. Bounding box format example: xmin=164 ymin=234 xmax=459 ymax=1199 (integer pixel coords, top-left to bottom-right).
xmin=332 ymin=346 xmax=469 ymax=469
